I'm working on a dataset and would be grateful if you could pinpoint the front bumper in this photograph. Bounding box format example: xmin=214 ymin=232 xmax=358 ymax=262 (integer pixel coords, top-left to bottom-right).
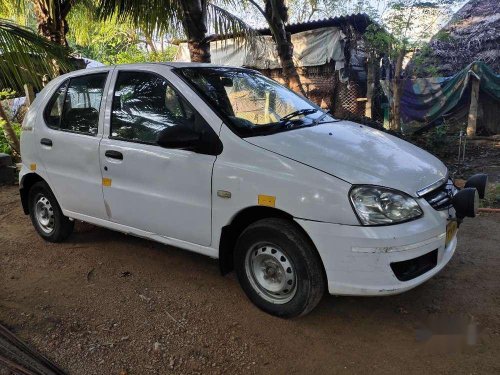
xmin=296 ymin=201 xmax=457 ymax=296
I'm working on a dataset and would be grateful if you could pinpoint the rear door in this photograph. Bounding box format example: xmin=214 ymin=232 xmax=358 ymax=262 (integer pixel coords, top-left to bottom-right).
xmin=37 ymin=71 xmax=111 ymax=219
xmin=98 ymin=67 xmax=218 ymax=246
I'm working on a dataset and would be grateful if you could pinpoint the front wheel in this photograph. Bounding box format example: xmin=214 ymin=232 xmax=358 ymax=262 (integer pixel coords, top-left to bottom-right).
xmin=234 ymin=218 xmax=325 ymax=318
xmin=28 ymin=181 xmax=74 ymax=242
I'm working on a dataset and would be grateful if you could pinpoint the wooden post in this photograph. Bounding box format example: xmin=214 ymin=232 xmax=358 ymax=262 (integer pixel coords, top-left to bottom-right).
xmin=467 ymin=76 xmax=480 ymax=137
xmin=390 ymin=49 xmax=406 ymax=132
xmin=365 ymin=57 xmax=375 ymax=119
xmin=24 ymin=84 xmax=35 ymax=107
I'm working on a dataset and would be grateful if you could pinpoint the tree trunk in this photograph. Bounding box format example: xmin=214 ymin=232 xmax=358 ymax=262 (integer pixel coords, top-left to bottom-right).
xmin=390 ymin=49 xmax=405 ymax=132
xmin=0 ymin=101 xmax=20 ymax=159
xmin=144 ymin=31 xmax=158 ymax=53
xmin=263 ymin=0 xmax=305 ymax=95
xmin=180 ymin=0 xmax=211 ymax=63
xmin=33 ymin=0 xmax=71 ymax=46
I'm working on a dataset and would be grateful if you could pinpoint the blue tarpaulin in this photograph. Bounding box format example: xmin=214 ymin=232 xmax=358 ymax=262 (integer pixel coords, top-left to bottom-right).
xmin=380 ymin=62 xmax=500 ymax=133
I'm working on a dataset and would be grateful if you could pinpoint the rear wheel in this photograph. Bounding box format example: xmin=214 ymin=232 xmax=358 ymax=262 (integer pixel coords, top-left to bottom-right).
xmin=29 ymin=181 xmax=74 ymax=242
xmin=235 ymin=218 xmax=325 ymax=318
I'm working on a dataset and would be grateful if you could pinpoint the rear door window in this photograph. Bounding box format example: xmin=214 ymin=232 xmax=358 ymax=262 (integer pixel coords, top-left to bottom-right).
xmin=60 ymin=73 xmax=108 ymax=135
xmin=44 ymin=73 xmax=108 ymax=135
xmin=44 ymin=80 xmax=68 ymax=129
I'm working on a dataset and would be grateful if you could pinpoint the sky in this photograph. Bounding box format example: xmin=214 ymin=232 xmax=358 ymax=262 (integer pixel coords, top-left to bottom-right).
xmin=221 ymin=0 xmax=469 ymax=33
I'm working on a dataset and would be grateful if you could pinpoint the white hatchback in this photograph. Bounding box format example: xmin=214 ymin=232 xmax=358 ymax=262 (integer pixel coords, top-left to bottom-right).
xmin=19 ymin=63 xmax=487 ymax=317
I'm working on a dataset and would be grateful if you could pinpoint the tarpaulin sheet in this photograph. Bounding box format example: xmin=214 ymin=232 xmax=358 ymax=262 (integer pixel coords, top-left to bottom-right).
xmin=380 ymin=62 xmax=500 ymax=132
xmin=175 ymin=27 xmax=345 ymax=70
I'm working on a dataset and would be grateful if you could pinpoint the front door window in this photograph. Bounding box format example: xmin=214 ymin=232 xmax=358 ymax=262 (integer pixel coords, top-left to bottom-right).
xmin=111 ymin=71 xmax=195 ymax=144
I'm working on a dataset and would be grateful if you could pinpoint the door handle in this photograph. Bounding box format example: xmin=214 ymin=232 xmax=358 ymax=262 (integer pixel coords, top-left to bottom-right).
xmin=105 ymin=150 xmax=123 ymax=160
xmin=40 ymin=138 xmax=52 ymax=147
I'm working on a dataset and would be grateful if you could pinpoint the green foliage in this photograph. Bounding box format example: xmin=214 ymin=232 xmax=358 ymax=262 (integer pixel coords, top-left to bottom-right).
xmin=0 ymin=89 xmax=17 ymax=100
xmin=0 ymin=120 xmax=21 ymax=155
xmin=67 ymin=14 xmax=178 ymax=65
xmin=364 ymin=23 xmax=396 ymax=58
xmin=78 ymin=45 xmax=178 ymax=65
xmin=0 ymin=0 xmax=35 ymax=28
xmin=67 ymin=3 xmax=180 ymax=65
xmin=435 ymin=30 xmax=452 ymax=42
xmin=97 ymin=0 xmax=255 ymax=42
xmin=362 ymin=0 xmax=461 ymax=58
xmin=410 ymin=44 xmax=440 ymax=77
xmin=425 ymin=123 xmax=449 ymax=150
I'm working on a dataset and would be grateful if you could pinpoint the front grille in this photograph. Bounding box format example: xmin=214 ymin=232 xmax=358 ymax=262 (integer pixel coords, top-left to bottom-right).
xmin=422 ymin=179 xmax=456 ymax=211
xmin=390 ymin=249 xmax=438 ymax=281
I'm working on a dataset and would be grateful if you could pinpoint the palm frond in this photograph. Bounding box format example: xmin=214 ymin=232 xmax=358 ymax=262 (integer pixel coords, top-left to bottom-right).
xmin=207 ymin=3 xmax=258 ymax=47
xmin=0 ymin=19 xmax=72 ymax=91
xmin=97 ymin=0 xmax=258 ymax=44
xmin=96 ymin=0 xmax=182 ymax=36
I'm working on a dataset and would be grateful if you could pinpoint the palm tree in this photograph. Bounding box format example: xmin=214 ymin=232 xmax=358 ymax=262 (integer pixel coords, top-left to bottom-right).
xmin=247 ymin=0 xmax=304 ymax=94
xmin=1 ymin=0 xmax=87 ymax=46
xmin=96 ymin=0 xmax=254 ymax=63
xmin=0 ymin=19 xmax=71 ymax=157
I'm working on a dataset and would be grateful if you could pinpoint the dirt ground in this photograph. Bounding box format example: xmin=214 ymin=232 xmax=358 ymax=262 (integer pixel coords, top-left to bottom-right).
xmin=0 ymin=184 xmax=499 ymax=375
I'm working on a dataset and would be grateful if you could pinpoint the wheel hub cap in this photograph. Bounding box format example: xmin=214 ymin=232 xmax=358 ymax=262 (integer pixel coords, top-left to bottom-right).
xmin=245 ymin=244 xmax=297 ymax=304
xmin=35 ymin=196 xmax=55 ymax=234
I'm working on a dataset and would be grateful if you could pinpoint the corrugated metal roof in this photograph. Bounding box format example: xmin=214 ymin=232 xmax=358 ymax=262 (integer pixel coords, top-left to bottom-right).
xmin=171 ymin=13 xmax=373 ymax=44
xmin=254 ymin=13 xmax=372 ymax=35
xmin=183 ymin=13 xmax=373 ymax=44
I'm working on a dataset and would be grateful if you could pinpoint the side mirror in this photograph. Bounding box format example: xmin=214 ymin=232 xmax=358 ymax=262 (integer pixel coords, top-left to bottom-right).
xmin=220 ymin=77 xmax=233 ymax=87
xmin=156 ymin=126 xmax=200 ymax=150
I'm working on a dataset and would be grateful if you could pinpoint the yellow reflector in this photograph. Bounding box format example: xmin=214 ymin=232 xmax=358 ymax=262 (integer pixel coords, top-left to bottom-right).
xmin=258 ymin=194 xmax=276 ymax=207
xmin=29 ymin=163 xmax=36 ymax=171
xmin=102 ymin=178 xmax=112 ymax=187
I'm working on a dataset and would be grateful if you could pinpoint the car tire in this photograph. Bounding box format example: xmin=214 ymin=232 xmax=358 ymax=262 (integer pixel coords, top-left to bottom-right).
xmin=234 ymin=218 xmax=325 ymax=318
xmin=28 ymin=181 xmax=74 ymax=242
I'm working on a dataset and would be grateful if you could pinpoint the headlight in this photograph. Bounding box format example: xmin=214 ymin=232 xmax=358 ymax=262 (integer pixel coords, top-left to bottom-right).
xmin=349 ymin=186 xmax=423 ymax=225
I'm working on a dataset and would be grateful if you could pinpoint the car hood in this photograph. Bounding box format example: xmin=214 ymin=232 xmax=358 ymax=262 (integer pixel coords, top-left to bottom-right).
xmin=244 ymin=121 xmax=447 ymax=196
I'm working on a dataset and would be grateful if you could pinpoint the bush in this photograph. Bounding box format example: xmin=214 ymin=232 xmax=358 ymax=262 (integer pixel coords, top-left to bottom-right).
xmin=0 ymin=120 xmax=21 ymax=156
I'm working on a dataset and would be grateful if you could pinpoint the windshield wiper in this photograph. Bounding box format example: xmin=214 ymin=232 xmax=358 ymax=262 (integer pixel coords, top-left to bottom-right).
xmin=312 ymin=109 xmax=331 ymax=126
xmin=280 ymin=108 xmax=319 ymax=122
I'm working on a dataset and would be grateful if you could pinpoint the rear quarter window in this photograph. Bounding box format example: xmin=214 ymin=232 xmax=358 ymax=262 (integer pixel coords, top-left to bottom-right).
xmin=44 ymin=80 xmax=68 ymax=129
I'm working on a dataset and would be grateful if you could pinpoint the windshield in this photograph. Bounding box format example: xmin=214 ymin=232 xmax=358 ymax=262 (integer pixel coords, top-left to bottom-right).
xmin=175 ymin=67 xmax=336 ymax=137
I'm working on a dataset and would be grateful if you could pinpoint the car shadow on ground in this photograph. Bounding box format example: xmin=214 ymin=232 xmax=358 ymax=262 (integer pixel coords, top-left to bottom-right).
xmin=68 ymin=222 xmax=458 ymax=323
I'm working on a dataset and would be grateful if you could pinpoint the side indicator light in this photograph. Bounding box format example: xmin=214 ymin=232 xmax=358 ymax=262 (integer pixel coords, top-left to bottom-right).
xmin=258 ymin=195 xmax=276 ymax=207
xmin=29 ymin=163 xmax=36 ymax=171
xmin=217 ymin=190 xmax=231 ymax=199
xmin=102 ymin=178 xmax=112 ymax=187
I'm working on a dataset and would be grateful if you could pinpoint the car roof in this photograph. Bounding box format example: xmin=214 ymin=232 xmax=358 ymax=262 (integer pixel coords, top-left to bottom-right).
xmin=111 ymin=62 xmax=250 ymax=70
xmin=91 ymin=62 xmax=245 ymax=70
xmin=55 ymin=62 xmax=251 ymax=81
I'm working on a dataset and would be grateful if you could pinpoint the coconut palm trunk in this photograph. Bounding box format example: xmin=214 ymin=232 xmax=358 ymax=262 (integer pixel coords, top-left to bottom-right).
xmin=180 ymin=0 xmax=211 ymax=62
xmin=33 ymin=0 xmax=74 ymax=46
xmin=249 ymin=0 xmax=305 ymax=95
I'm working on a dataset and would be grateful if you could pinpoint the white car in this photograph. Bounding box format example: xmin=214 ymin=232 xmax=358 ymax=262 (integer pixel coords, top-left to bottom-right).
xmin=19 ymin=63 xmax=487 ymax=318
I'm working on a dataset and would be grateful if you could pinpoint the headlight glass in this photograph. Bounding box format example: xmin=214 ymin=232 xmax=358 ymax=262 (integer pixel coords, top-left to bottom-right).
xmin=350 ymin=186 xmax=423 ymax=225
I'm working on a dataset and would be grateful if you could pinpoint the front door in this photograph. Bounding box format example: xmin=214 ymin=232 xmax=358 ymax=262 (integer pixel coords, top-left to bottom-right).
xmin=99 ymin=69 xmax=216 ymax=246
